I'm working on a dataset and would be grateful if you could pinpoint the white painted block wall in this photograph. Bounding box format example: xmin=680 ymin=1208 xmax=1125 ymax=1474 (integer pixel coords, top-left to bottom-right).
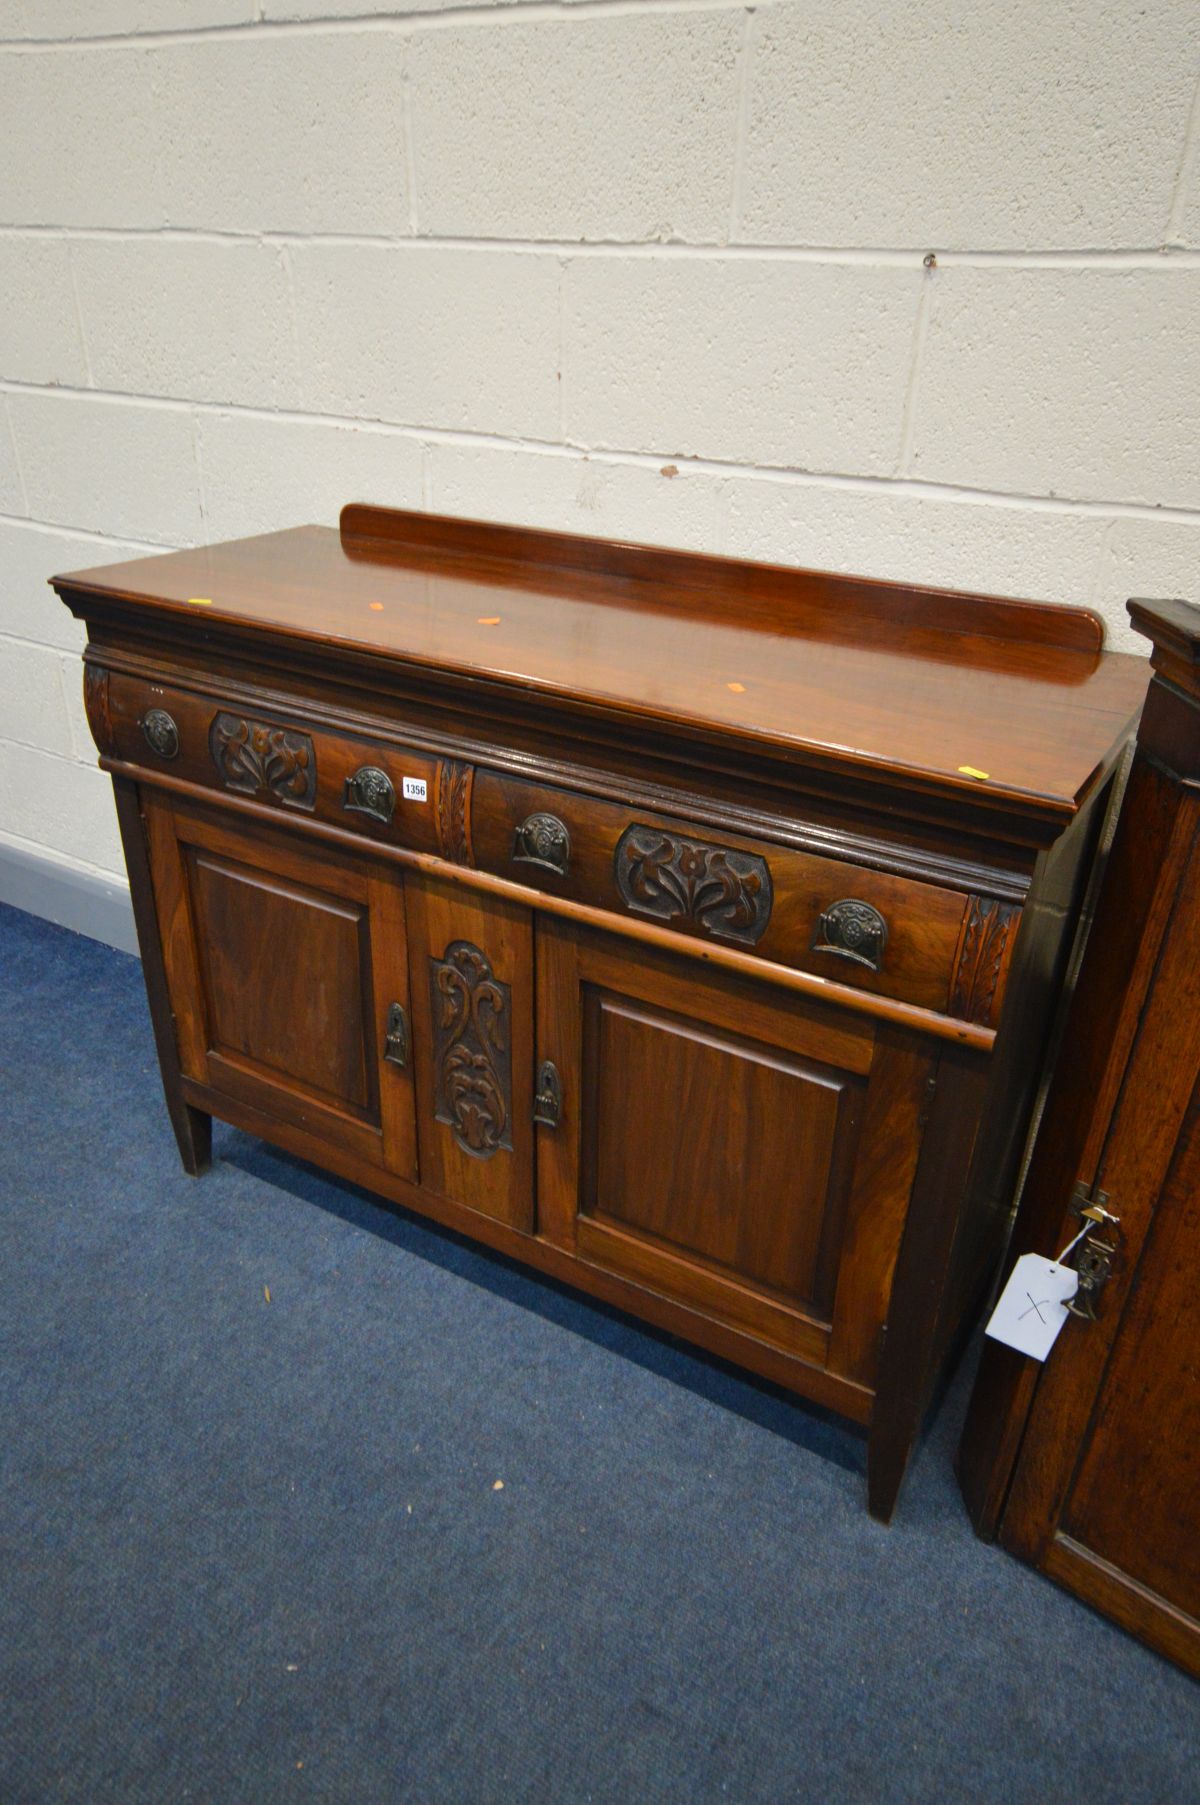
xmin=1 ymin=0 xmax=1198 ymax=934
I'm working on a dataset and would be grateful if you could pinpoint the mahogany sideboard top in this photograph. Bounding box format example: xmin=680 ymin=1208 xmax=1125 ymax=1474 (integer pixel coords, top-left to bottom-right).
xmin=54 ymin=506 xmax=1150 ymax=1519
xmin=60 ymin=506 xmax=1144 ymax=845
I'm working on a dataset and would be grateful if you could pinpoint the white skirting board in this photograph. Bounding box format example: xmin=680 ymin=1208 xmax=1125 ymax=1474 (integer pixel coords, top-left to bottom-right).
xmin=0 ymin=838 xmax=138 ymax=956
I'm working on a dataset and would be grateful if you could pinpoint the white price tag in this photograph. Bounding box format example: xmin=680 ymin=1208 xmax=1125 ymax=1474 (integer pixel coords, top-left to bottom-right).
xmin=402 ymin=777 xmax=427 ymax=802
xmin=984 ymin=1253 xmax=1078 ymax=1362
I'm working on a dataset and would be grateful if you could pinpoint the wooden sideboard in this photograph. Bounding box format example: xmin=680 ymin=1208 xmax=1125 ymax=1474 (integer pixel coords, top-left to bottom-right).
xmin=54 ymin=506 xmax=1148 ymax=1519
xmin=958 ymin=597 xmax=1200 ymax=1671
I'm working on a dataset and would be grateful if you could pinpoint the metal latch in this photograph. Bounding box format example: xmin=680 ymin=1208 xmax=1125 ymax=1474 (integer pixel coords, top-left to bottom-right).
xmin=1065 ymin=1178 xmax=1121 ymax=1321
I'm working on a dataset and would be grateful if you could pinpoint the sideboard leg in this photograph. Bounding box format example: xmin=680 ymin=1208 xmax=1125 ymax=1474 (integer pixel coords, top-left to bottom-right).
xmin=866 ymin=1414 xmax=916 ymax=1523
xmin=171 ymin=1102 xmax=213 ymax=1177
xmin=112 ymin=774 xmax=212 ymax=1177
xmin=866 ymin=1050 xmax=991 ymax=1522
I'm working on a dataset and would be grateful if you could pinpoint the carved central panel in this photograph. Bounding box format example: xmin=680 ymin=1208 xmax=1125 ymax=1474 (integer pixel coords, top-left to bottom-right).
xmin=429 ymin=940 xmax=512 ymax=1159
xmin=209 ymin=711 xmax=316 ymax=810
xmin=614 ymin=824 xmax=773 ymax=946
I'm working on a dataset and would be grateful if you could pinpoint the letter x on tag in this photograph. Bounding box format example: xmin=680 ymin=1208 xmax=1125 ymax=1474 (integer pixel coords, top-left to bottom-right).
xmin=985 ymin=1253 xmax=1080 ymax=1362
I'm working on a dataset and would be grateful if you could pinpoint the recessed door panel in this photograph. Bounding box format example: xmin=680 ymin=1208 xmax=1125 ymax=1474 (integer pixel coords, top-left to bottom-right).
xmin=583 ymin=989 xmax=863 ymax=1317
xmin=189 ymin=852 xmax=374 ymax=1115
xmin=142 ymin=790 xmax=417 ymax=1179
xmin=536 ymin=916 xmax=883 ymax=1364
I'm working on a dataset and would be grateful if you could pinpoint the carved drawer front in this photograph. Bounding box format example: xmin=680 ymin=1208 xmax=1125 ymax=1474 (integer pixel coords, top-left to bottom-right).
xmin=472 ymin=770 xmax=1004 ymax=1020
xmin=103 ymin=673 xmax=443 ymax=856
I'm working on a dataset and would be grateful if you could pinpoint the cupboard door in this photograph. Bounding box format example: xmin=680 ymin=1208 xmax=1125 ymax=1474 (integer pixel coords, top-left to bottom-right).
xmin=405 ymin=873 xmax=535 ymax=1230
xmin=536 ymin=916 xmax=887 ymax=1368
xmin=142 ymin=790 xmax=417 ymax=1179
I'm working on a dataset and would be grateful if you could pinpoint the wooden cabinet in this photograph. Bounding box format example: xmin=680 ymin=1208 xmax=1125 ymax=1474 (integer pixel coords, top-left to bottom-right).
xmin=958 ymin=598 xmax=1200 ymax=1672
xmin=57 ymin=505 xmax=1149 ymax=1518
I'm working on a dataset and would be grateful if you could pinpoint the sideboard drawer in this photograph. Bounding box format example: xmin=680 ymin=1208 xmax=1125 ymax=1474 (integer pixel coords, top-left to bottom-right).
xmin=471 ymin=769 xmax=976 ymax=1014
xmin=104 ymin=673 xmax=443 ymax=857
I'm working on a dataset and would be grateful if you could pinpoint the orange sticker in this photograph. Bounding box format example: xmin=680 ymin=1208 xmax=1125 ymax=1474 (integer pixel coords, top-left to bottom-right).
xmin=369 ymin=601 xmax=384 ymax=611
xmin=478 ymin=616 xmax=501 ymax=626
xmin=727 ymin=681 xmax=746 ymax=694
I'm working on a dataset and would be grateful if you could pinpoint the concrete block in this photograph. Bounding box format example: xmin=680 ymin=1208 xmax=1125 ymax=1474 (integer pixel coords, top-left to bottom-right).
xmin=197 ymin=411 xmax=424 ymax=542
xmin=1177 ymin=159 xmax=1200 ymax=247
xmin=410 ymin=12 xmax=741 ymax=243
xmin=152 ymin=33 xmax=409 ymax=236
xmin=74 ymin=239 xmax=297 ymax=408
xmin=291 ymin=245 xmax=560 ymax=439
xmin=0 ymin=520 xmax=149 ymax=652
xmin=564 ymin=257 xmax=920 ymax=474
xmin=0 ymin=238 xmax=89 ymax=386
xmin=0 ymin=46 xmax=163 ymax=226
xmin=911 ymin=267 xmax=1200 ymax=508
xmin=1093 ymin=515 xmax=1200 ymax=654
xmin=428 ymin=442 xmax=724 ymax=552
xmin=0 ymin=1 xmax=254 ymax=35
xmin=717 ymin=475 xmax=1109 ymax=615
xmin=740 ymin=0 xmax=1199 ymax=248
xmin=0 ymin=30 xmax=406 ymax=233
xmin=0 ymin=634 xmax=73 ymax=756
xmin=262 ymin=0 xmax=532 ymax=15
xmin=9 ymin=392 xmax=202 ymax=543
xmin=59 ymin=649 xmax=97 ymax=763
xmin=0 ymin=738 xmax=124 ymax=873
xmin=0 ymin=402 xmax=26 ymax=514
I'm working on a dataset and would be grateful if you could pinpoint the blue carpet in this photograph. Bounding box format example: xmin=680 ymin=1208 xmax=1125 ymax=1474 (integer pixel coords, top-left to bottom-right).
xmin=0 ymin=899 xmax=1196 ymax=1804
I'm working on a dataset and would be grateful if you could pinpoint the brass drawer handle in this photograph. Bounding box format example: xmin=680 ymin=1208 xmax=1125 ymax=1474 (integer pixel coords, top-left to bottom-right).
xmin=812 ymin=899 xmax=888 ymax=972
xmin=344 ymin=765 xmax=396 ymax=825
xmin=533 ymin=1060 xmax=562 ymax=1129
xmin=513 ymin=811 xmax=571 ymax=876
xmin=383 ymin=1002 xmax=409 ymax=1069
xmin=141 ymin=708 xmax=179 ymax=760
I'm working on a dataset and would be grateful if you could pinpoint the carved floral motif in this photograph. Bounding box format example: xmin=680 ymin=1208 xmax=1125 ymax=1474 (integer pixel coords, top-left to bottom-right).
xmin=209 ymin=711 xmax=316 ymax=809
xmin=430 ymin=940 xmax=512 ymax=1159
xmin=614 ymin=824 xmax=773 ymax=946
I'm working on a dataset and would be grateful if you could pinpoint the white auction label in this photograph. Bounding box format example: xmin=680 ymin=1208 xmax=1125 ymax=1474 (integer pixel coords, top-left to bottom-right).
xmin=984 ymin=1253 xmax=1079 ymax=1362
xmin=402 ymin=777 xmax=427 ymax=802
